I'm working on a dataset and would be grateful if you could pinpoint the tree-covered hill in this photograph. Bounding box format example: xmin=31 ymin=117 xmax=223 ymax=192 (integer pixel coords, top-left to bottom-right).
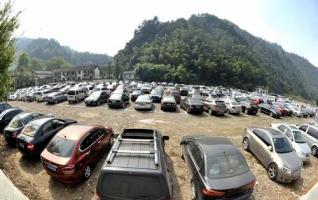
xmin=14 ymin=37 xmax=112 ymax=70
xmin=113 ymin=14 xmax=318 ymax=100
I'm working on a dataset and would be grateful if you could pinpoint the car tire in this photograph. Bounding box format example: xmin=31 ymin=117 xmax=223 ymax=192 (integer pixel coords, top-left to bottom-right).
xmin=267 ymin=163 xmax=278 ymax=181
xmin=208 ymin=109 xmax=212 ymax=115
xmin=242 ymin=137 xmax=249 ymax=151
xmin=82 ymin=165 xmax=92 ymax=181
xmin=191 ymin=180 xmax=197 ymax=200
xmin=311 ymin=146 xmax=318 ymax=156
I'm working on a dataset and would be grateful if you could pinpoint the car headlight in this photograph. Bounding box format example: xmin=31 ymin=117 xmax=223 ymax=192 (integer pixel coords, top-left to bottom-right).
xmin=282 ymin=166 xmax=292 ymax=174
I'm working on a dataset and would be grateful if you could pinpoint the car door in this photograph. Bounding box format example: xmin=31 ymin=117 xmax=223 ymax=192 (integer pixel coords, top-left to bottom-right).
xmin=257 ymin=134 xmax=273 ymax=167
xmin=38 ymin=121 xmax=55 ymax=150
xmin=299 ymin=125 xmax=310 ymax=145
xmin=77 ymin=130 xmax=100 ymax=167
xmin=306 ymin=127 xmax=318 ymax=147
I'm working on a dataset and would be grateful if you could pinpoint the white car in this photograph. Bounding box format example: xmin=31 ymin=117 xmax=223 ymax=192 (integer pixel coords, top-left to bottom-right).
xmin=271 ymin=123 xmax=311 ymax=163
xmin=134 ymin=95 xmax=153 ymax=111
xmin=225 ymin=100 xmax=242 ymax=114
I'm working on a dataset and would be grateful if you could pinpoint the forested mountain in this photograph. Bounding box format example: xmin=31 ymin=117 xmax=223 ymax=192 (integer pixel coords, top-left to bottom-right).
xmin=114 ymin=14 xmax=318 ymax=100
xmin=14 ymin=37 xmax=112 ymax=70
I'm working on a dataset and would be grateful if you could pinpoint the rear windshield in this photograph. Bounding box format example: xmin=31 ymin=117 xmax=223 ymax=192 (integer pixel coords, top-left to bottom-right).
xmin=22 ymin=124 xmax=39 ymax=137
xmin=215 ymin=101 xmax=225 ymax=105
xmin=101 ymin=174 xmax=166 ymax=199
xmin=8 ymin=116 xmax=24 ymax=128
xmin=68 ymin=91 xmax=76 ymax=95
xmin=207 ymin=154 xmax=249 ymax=178
xmin=46 ymin=136 xmax=76 ymax=158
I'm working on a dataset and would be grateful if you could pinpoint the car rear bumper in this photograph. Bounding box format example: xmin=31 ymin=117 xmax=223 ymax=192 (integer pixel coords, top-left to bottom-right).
xmin=135 ymin=104 xmax=152 ymax=110
xmin=277 ymin=169 xmax=301 ymax=182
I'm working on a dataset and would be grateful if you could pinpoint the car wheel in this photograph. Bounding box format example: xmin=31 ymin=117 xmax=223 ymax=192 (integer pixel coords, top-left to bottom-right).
xmin=242 ymin=137 xmax=249 ymax=151
xmin=311 ymin=146 xmax=318 ymax=156
xmin=82 ymin=165 xmax=92 ymax=180
xmin=208 ymin=109 xmax=212 ymax=115
xmin=267 ymin=163 xmax=278 ymax=181
xmin=191 ymin=180 xmax=197 ymax=200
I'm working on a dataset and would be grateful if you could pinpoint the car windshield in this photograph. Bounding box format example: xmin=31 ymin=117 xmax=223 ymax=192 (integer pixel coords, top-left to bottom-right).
xmin=273 ymin=137 xmax=293 ymax=153
xmin=22 ymin=124 xmax=39 ymax=137
xmin=68 ymin=91 xmax=75 ymax=95
xmin=189 ymin=98 xmax=201 ymax=104
xmin=207 ymin=154 xmax=249 ymax=178
xmin=8 ymin=116 xmax=24 ymax=128
xmin=132 ymin=91 xmax=141 ymax=95
xmin=46 ymin=136 xmax=76 ymax=158
xmin=101 ymin=173 xmax=165 ymax=199
xmin=292 ymin=130 xmax=306 ymax=143
xmin=110 ymin=93 xmax=122 ymax=99
xmin=137 ymin=95 xmax=150 ymax=101
xmin=89 ymin=91 xmax=101 ymax=98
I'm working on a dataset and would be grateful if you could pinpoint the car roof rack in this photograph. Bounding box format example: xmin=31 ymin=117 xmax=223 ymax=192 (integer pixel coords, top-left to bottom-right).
xmin=106 ymin=129 xmax=159 ymax=166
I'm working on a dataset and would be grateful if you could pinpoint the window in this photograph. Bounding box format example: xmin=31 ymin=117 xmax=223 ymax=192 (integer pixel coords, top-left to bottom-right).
xmin=278 ymin=125 xmax=286 ymax=133
xmin=42 ymin=122 xmax=54 ymax=134
xmin=299 ymin=125 xmax=308 ymax=132
xmin=307 ymin=127 xmax=318 ymax=139
xmin=52 ymin=119 xmax=65 ymax=129
xmin=80 ymin=130 xmax=101 ymax=151
xmin=285 ymin=129 xmax=293 ymax=141
xmin=46 ymin=136 xmax=76 ymax=158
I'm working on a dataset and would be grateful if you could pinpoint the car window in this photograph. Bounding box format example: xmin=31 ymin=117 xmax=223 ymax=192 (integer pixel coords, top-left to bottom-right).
xmin=207 ymin=154 xmax=249 ymax=178
xmin=22 ymin=124 xmax=39 ymax=137
xmin=307 ymin=127 xmax=318 ymax=139
xmin=42 ymin=122 xmax=54 ymax=133
xmin=299 ymin=125 xmax=308 ymax=132
xmin=285 ymin=129 xmax=293 ymax=141
xmin=80 ymin=131 xmax=100 ymax=151
xmin=292 ymin=130 xmax=306 ymax=143
xmin=278 ymin=125 xmax=286 ymax=133
xmin=46 ymin=136 xmax=76 ymax=158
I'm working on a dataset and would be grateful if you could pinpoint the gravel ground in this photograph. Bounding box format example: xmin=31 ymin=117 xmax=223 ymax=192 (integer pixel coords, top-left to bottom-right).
xmin=0 ymin=100 xmax=316 ymax=200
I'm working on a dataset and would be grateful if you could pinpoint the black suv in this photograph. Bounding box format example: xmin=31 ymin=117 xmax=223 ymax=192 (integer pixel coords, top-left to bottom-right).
xmin=96 ymin=128 xmax=172 ymax=200
xmin=107 ymin=90 xmax=130 ymax=109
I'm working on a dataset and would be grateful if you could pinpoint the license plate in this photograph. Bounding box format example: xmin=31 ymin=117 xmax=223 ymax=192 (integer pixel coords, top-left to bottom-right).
xmin=18 ymin=142 xmax=25 ymax=148
xmin=47 ymin=164 xmax=57 ymax=172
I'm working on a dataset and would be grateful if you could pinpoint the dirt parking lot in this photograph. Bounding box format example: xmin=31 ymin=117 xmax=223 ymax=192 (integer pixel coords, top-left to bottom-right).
xmin=0 ymin=100 xmax=317 ymax=200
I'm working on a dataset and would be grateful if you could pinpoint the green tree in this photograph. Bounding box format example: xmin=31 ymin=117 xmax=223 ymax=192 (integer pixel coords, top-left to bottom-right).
xmin=17 ymin=53 xmax=30 ymax=71
xmin=30 ymin=58 xmax=44 ymax=70
xmin=0 ymin=1 xmax=20 ymax=99
xmin=46 ymin=56 xmax=72 ymax=70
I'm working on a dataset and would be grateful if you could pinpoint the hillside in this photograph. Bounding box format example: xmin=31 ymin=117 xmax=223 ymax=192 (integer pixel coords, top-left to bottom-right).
xmin=114 ymin=14 xmax=318 ymax=100
xmin=15 ymin=37 xmax=112 ymax=68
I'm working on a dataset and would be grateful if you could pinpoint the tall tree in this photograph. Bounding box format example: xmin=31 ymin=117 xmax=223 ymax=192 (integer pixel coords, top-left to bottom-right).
xmin=17 ymin=53 xmax=30 ymax=71
xmin=0 ymin=1 xmax=20 ymax=99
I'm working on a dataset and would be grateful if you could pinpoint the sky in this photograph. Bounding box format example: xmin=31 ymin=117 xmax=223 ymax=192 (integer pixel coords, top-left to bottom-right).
xmin=11 ymin=0 xmax=318 ymax=66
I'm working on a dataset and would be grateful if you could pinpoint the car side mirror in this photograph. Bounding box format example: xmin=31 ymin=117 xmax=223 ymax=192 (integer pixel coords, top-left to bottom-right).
xmin=163 ymin=136 xmax=169 ymax=141
xmin=268 ymin=146 xmax=273 ymax=151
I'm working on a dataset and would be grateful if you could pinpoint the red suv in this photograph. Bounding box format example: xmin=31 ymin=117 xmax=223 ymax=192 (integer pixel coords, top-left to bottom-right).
xmin=41 ymin=124 xmax=114 ymax=183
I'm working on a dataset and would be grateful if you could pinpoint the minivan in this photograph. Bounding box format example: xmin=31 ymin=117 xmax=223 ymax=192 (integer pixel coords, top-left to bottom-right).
xmin=67 ymin=87 xmax=87 ymax=103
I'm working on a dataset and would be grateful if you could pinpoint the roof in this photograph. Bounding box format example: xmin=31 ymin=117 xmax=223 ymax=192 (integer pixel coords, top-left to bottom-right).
xmin=33 ymin=71 xmax=53 ymax=76
xmin=194 ymin=136 xmax=239 ymax=156
xmin=29 ymin=117 xmax=53 ymax=126
xmin=252 ymin=128 xmax=283 ymax=137
xmin=53 ymin=64 xmax=99 ymax=73
xmin=56 ymin=124 xmax=93 ymax=141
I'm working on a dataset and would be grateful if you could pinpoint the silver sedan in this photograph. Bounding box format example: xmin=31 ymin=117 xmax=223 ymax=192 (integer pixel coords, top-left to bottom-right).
xmin=242 ymin=127 xmax=302 ymax=183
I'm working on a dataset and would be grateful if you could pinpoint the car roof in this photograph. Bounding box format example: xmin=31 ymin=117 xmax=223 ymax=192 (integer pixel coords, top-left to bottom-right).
xmin=193 ymin=136 xmax=239 ymax=156
xmin=15 ymin=112 xmax=33 ymax=119
xmin=55 ymin=124 xmax=93 ymax=141
xmin=29 ymin=117 xmax=54 ymax=126
xmin=252 ymin=128 xmax=283 ymax=138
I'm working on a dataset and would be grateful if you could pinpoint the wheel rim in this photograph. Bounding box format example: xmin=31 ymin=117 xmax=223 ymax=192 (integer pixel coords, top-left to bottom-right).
xmin=242 ymin=138 xmax=249 ymax=150
xmin=268 ymin=164 xmax=276 ymax=179
xmin=312 ymin=147 xmax=317 ymax=155
xmin=84 ymin=166 xmax=91 ymax=178
xmin=191 ymin=181 xmax=196 ymax=200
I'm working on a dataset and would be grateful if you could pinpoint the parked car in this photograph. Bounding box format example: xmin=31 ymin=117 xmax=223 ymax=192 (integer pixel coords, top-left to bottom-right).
xmin=297 ymin=124 xmax=318 ymax=156
xmin=161 ymin=96 xmax=177 ymax=112
xmin=202 ymin=97 xmax=226 ymax=115
xmin=130 ymin=90 xmax=142 ymax=102
xmin=96 ymin=128 xmax=172 ymax=200
xmin=242 ymin=128 xmax=302 ymax=182
xmin=225 ymin=100 xmax=242 ymax=114
xmin=181 ymin=136 xmax=256 ymax=200
xmin=271 ymin=123 xmax=311 ymax=163
xmin=3 ymin=112 xmax=50 ymax=147
xmin=180 ymin=97 xmax=203 ymax=114
xmin=108 ymin=91 xmax=129 ymax=109
xmin=149 ymin=89 xmax=162 ymax=103
xmin=169 ymin=90 xmax=181 ymax=104
xmin=258 ymin=103 xmax=281 ymax=118
xmin=180 ymin=87 xmax=189 ymax=96
xmin=0 ymin=108 xmax=23 ymax=133
xmin=240 ymin=100 xmax=258 ymax=115
xmin=141 ymin=84 xmax=152 ymax=94
xmin=85 ymin=91 xmax=109 ymax=106
xmin=41 ymin=124 xmax=114 ymax=183
xmin=67 ymin=87 xmax=86 ymax=103
xmin=46 ymin=92 xmax=67 ymax=104
xmin=35 ymin=90 xmax=51 ymax=102
xmin=134 ymin=95 xmax=153 ymax=111
xmin=16 ymin=117 xmax=77 ymax=156
xmin=0 ymin=102 xmax=12 ymax=114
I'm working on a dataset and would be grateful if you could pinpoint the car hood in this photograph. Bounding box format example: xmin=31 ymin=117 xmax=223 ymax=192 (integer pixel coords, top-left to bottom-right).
xmin=293 ymin=142 xmax=311 ymax=154
xmin=206 ymin=171 xmax=255 ymax=190
xmin=278 ymin=151 xmax=302 ymax=170
xmin=85 ymin=96 xmax=98 ymax=101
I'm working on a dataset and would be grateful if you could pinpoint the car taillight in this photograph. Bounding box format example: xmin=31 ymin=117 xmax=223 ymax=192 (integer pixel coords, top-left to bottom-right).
xmin=27 ymin=143 xmax=34 ymax=151
xmin=62 ymin=165 xmax=75 ymax=175
xmin=201 ymin=188 xmax=225 ymax=197
xmin=95 ymin=192 xmax=101 ymax=200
